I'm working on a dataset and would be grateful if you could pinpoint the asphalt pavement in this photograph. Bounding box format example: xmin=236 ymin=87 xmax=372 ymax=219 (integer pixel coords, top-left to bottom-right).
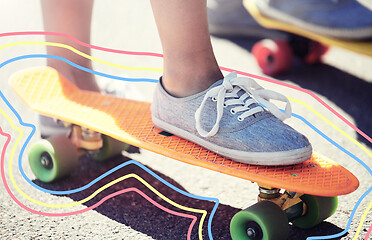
xmin=1 ymin=1 xmax=372 ymax=239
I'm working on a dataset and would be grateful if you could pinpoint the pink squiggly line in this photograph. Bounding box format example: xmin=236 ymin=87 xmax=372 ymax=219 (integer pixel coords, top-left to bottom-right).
xmin=1 ymin=31 xmax=370 ymax=145
xmin=365 ymin=223 xmax=372 ymax=240
xmin=0 ymin=127 xmax=11 ymax=186
xmin=219 ymin=67 xmax=372 ymax=145
xmin=3 ymin=31 xmax=372 ymax=240
xmin=0 ymin=31 xmax=163 ymax=57
xmin=0 ymin=126 xmax=196 ymax=239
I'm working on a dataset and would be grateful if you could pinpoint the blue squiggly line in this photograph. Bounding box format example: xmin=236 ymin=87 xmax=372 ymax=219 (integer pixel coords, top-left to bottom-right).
xmin=0 ymin=54 xmax=158 ymax=83
xmin=2 ymin=54 xmax=372 ymax=239
xmin=0 ymin=59 xmax=217 ymax=240
xmin=291 ymin=113 xmax=371 ymax=240
xmin=0 ymin=89 xmax=219 ymax=240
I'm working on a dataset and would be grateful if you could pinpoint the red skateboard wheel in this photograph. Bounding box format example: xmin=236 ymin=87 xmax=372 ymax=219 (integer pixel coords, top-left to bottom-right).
xmin=252 ymin=39 xmax=293 ymax=76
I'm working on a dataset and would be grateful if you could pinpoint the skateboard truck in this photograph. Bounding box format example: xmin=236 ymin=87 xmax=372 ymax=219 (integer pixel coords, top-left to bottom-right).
xmin=69 ymin=125 xmax=103 ymax=156
xmin=257 ymin=184 xmax=306 ymax=221
xmin=67 ymin=124 xmax=128 ymax=161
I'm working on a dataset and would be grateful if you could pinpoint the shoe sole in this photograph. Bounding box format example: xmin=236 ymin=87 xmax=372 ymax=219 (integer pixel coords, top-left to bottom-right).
xmin=152 ymin=115 xmax=312 ymax=166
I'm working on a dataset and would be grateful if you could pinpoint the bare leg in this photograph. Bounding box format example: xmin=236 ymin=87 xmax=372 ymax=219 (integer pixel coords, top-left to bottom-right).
xmin=41 ymin=0 xmax=99 ymax=92
xmin=150 ymin=0 xmax=223 ymax=97
xmin=149 ymin=1 xmax=312 ymax=166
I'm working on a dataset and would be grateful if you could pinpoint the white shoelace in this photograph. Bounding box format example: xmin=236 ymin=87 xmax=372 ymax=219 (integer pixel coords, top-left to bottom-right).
xmin=195 ymin=72 xmax=292 ymax=138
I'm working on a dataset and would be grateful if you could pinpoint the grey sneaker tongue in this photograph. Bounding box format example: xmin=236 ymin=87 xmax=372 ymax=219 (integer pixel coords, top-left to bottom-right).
xmin=198 ymin=83 xmax=268 ymax=135
xmin=223 ymin=85 xmax=265 ymax=119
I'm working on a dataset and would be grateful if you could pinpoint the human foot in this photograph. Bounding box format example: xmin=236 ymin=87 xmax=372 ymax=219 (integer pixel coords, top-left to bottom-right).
xmin=151 ymin=72 xmax=312 ymax=165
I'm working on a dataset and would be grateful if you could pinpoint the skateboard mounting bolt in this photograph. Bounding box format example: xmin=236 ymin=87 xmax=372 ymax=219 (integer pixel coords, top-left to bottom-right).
xmin=40 ymin=152 xmax=53 ymax=170
xmin=259 ymin=187 xmax=279 ymax=195
xmin=247 ymin=228 xmax=256 ymax=237
xmin=246 ymin=221 xmax=262 ymax=239
xmin=81 ymin=127 xmax=101 ymax=141
xmin=258 ymin=187 xmax=280 ymax=199
xmin=267 ymin=54 xmax=274 ymax=64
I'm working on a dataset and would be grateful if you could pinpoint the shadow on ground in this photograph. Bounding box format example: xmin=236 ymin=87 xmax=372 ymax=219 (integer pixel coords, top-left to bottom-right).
xmin=34 ymin=151 xmax=345 ymax=240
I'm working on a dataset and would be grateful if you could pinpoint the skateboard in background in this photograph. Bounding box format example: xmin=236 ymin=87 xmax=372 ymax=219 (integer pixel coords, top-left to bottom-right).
xmin=244 ymin=0 xmax=372 ymax=75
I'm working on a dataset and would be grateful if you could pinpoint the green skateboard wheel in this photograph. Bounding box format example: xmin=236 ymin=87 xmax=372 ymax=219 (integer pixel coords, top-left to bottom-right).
xmin=291 ymin=195 xmax=338 ymax=229
xmin=28 ymin=135 xmax=78 ymax=183
xmin=230 ymin=201 xmax=289 ymax=240
xmin=92 ymin=135 xmax=129 ymax=161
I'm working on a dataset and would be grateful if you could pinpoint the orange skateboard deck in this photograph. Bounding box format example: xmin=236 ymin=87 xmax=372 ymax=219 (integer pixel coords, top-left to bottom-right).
xmin=10 ymin=67 xmax=359 ymax=197
xmin=243 ymin=0 xmax=372 ymax=57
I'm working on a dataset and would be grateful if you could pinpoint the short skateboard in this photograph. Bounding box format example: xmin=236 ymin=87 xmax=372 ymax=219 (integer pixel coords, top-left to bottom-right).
xmin=243 ymin=0 xmax=372 ymax=75
xmin=10 ymin=67 xmax=359 ymax=240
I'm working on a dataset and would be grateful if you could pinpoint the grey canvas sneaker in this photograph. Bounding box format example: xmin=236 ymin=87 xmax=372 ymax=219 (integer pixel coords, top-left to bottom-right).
xmin=151 ymin=72 xmax=312 ymax=166
xmin=207 ymin=0 xmax=284 ymax=38
xmin=256 ymin=0 xmax=372 ymax=40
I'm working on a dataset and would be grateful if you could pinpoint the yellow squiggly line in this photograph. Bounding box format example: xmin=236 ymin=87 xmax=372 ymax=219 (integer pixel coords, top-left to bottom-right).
xmin=0 ymin=106 xmax=205 ymax=240
xmin=3 ymin=40 xmax=371 ymax=239
xmin=288 ymin=97 xmax=372 ymax=159
xmin=0 ymin=42 xmax=163 ymax=72
xmin=353 ymin=201 xmax=372 ymax=240
xmin=287 ymin=97 xmax=372 ymax=239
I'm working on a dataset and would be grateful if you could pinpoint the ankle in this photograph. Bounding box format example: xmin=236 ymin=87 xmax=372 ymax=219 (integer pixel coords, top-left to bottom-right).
xmin=162 ymin=70 xmax=223 ymax=97
xmin=161 ymin=53 xmax=223 ymax=97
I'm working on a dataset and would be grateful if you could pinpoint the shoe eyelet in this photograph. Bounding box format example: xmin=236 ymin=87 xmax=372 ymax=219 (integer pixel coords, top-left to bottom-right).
xmin=211 ymin=97 xmax=217 ymax=102
xmin=230 ymin=109 xmax=236 ymax=114
xmin=237 ymin=116 xmax=244 ymax=121
xmin=223 ymin=103 xmax=227 ymax=107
